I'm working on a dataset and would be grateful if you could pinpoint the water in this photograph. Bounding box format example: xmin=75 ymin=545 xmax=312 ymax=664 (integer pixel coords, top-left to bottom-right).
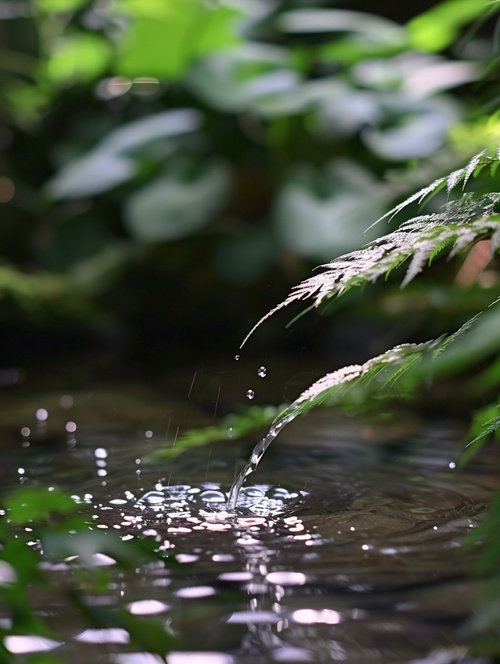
xmin=0 ymin=381 xmax=498 ymax=663
xmin=227 ymin=405 xmax=300 ymax=510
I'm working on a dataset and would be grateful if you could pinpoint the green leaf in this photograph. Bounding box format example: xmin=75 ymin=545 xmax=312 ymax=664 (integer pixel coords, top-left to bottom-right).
xmin=46 ymin=34 xmax=112 ymax=83
xmin=117 ymin=0 xmax=242 ymax=81
xmin=124 ymin=159 xmax=230 ymax=242
xmin=273 ymin=160 xmax=385 ymax=260
xmin=187 ymin=43 xmax=298 ymax=113
xmin=362 ymin=96 xmax=460 ymax=161
xmin=4 ymin=487 xmax=77 ymax=525
xmin=407 ymin=0 xmax=491 ymax=52
xmin=277 ymin=9 xmax=406 ymax=45
xmin=35 ymin=0 xmax=87 ymax=12
xmin=46 ymin=110 xmax=201 ymax=198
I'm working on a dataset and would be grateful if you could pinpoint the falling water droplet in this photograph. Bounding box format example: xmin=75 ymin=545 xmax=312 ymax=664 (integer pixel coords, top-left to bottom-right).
xmin=235 ymin=354 xmax=240 ymax=361
xmin=246 ymin=389 xmax=255 ymax=400
xmin=257 ymin=366 xmax=267 ymax=378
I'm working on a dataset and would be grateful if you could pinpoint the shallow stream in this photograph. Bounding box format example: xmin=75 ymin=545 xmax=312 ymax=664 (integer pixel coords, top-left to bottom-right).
xmin=0 ymin=374 xmax=498 ymax=664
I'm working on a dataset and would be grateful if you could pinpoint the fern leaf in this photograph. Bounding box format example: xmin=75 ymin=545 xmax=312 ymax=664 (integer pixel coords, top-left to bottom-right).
xmin=382 ymin=150 xmax=494 ymax=222
xmin=462 ymin=149 xmax=489 ymax=188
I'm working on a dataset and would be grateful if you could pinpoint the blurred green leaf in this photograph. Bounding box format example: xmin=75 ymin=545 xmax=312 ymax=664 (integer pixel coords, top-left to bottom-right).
xmin=361 ymin=96 xmax=460 ymax=161
xmin=187 ymin=43 xmax=299 ymax=113
xmin=408 ymin=0 xmax=490 ymax=52
xmin=46 ymin=109 xmax=202 ymax=198
xmin=4 ymin=486 xmax=77 ymax=525
xmin=117 ymin=0 xmax=242 ymax=80
xmin=277 ymin=9 xmax=406 ymax=45
xmin=41 ymin=528 xmax=162 ymax=568
xmin=35 ymin=0 xmax=87 ymax=12
xmin=46 ymin=33 xmax=112 ymax=83
xmin=124 ymin=159 xmax=230 ymax=242
xmin=274 ymin=160 xmax=385 ymax=260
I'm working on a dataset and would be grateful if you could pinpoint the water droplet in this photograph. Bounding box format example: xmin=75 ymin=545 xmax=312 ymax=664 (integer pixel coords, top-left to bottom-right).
xmin=257 ymin=366 xmax=267 ymax=378
xmin=228 ymin=427 xmax=234 ymax=438
xmin=235 ymin=354 xmax=240 ymax=361
xmin=246 ymin=389 xmax=255 ymax=400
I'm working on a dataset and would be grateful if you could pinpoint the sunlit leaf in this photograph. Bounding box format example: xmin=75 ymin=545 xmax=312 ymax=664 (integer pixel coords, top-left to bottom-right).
xmin=117 ymin=0 xmax=242 ymax=80
xmin=46 ymin=34 xmax=112 ymax=83
xmin=408 ymin=0 xmax=491 ymax=52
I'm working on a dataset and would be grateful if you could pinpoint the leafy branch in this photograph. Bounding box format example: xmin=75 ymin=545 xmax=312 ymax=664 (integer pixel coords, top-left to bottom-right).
xmin=242 ymin=149 xmax=500 ymax=346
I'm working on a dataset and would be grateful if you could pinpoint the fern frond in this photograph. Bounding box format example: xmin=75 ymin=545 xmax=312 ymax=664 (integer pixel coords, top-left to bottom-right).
xmin=295 ymin=339 xmax=442 ymax=411
xmin=242 ymin=194 xmax=500 ymax=344
xmin=292 ymin=311 xmax=490 ymax=413
xmin=382 ymin=149 xmax=491 ymax=222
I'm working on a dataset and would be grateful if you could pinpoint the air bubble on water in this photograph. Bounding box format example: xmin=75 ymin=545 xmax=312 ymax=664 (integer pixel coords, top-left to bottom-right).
xmin=200 ymin=490 xmax=226 ymax=504
xmin=258 ymin=366 xmax=267 ymax=378
xmin=246 ymin=389 xmax=255 ymax=400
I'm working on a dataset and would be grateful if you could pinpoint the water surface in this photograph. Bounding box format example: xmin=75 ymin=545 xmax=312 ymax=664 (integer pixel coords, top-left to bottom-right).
xmin=0 ymin=382 xmax=497 ymax=664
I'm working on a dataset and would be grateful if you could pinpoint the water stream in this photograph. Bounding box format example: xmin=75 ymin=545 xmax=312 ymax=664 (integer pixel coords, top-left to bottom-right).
xmin=0 ymin=377 xmax=498 ymax=663
xmin=227 ymin=405 xmax=300 ymax=511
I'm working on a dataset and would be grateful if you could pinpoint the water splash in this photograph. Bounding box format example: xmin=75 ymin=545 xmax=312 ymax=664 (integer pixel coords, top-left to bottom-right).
xmin=227 ymin=403 xmax=301 ymax=511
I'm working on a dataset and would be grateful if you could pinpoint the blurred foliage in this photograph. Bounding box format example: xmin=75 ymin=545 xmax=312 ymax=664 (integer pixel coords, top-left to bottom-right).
xmin=0 ymin=485 xmax=176 ymax=659
xmin=1 ymin=0 xmax=498 ymax=362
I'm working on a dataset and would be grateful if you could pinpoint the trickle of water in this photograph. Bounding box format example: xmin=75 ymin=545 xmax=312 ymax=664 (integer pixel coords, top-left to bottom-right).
xmin=246 ymin=390 xmax=255 ymax=400
xmin=227 ymin=403 xmax=301 ymax=511
xmin=258 ymin=366 xmax=267 ymax=378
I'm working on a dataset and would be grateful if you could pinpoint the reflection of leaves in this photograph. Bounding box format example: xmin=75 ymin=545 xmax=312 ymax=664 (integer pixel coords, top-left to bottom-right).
xmin=46 ymin=110 xmax=202 ymax=198
xmin=124 ymin=159 xmax=231 ymax=242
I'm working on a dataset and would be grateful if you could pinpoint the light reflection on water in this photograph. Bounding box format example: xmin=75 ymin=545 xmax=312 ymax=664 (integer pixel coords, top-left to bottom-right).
xmin=0 ymin=391 xmax=498 ymax=663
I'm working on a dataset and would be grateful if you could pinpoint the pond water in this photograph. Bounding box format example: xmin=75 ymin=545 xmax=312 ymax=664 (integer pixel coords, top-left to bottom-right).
xmin=0 ymin=376 xmax=498 ymax=664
